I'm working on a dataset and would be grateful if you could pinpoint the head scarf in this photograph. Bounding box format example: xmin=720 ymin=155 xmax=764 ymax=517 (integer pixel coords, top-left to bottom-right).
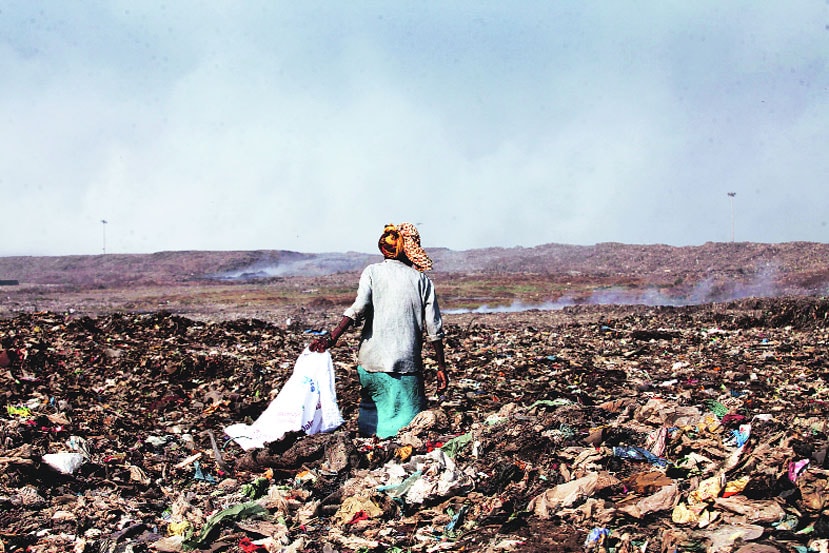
xmin=378 ymin=222 xmax=433 ymax=272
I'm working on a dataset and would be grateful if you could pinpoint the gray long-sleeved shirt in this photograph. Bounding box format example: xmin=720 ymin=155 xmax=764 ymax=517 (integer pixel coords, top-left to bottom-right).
xmin=343 ymin=259 xmax=444 ymax=374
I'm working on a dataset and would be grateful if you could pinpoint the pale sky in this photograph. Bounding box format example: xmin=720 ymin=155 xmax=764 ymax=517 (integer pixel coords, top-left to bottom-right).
xmin=2 ymin=2 xmax=828 ymax=256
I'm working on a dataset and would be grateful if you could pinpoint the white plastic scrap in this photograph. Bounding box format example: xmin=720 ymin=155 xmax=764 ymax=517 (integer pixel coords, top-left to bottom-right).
xmin=42 ymin=452 xmax=86 ymax=475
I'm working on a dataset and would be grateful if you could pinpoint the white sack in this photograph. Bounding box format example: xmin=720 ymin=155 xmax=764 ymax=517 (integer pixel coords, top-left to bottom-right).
xmin=224 ymin=349 xmax=344 ymax=450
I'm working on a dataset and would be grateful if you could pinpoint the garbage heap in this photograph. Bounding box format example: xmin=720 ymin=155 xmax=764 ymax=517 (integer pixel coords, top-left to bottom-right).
xmin=1 ymin=296 xmax=829 ymax=553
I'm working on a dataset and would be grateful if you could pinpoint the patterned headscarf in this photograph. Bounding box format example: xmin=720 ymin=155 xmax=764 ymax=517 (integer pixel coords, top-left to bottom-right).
xmin=378 ymin=222 xmax=433 ymax=272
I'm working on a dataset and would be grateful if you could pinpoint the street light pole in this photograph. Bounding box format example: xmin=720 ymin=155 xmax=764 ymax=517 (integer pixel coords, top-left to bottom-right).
xmin=727 ymin=193 xmax=736 ymax=242
xmin=101 ymin=219 xmax=108 ymax=254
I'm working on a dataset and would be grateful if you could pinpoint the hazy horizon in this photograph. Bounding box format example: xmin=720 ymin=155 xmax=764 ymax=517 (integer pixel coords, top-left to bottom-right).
xmin=2 ymin=238 xmax=828 ymax=259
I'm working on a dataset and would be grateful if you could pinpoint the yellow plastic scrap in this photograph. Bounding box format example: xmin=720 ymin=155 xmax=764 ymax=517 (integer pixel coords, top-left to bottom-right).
xmin=697 ymin=413 xmax=722 ymax=434
xmin=672 ymin=502 xmax=718 ymax=528
xmin=394 ymin=445 xmax=414 ymax=462
xmin=167 ymin=520 xmax=191 ymax=536
xmin=202 ymin=400 xmax=228 ymax=415
xmin=333 ymin=495 xmax=384 ymax=526
xmin=723 ymin=475 xmax=750 ymax=497
xmin=671 ymin=502 xmax=698 ymax=525
xmin=688 ymin=473 xmax=725 ymax=504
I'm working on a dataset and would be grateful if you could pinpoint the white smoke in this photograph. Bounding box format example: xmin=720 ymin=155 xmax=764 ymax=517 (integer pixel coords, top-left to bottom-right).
xmin=444 ymin=264 xmax=794 ymax=314
xmin=443 ymin=298 xmax=576 ymax=315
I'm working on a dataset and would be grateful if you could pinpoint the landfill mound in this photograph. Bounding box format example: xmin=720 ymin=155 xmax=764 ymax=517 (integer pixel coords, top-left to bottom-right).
xmin=1 ymin=296 xmax=829 ymax=552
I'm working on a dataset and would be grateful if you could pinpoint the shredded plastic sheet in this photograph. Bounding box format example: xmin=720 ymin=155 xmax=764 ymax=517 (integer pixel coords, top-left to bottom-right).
xmin=224 ymin=349 xmax=344 ymax=450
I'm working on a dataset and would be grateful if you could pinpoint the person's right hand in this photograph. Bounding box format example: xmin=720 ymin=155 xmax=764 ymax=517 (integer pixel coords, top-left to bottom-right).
xmin=309 ymin=336 xmax=332 ymax=353
xmin=436 ymin=368 xmax=449 ymax=392
xmin=0 ymin=349 xmax=10 ymax=368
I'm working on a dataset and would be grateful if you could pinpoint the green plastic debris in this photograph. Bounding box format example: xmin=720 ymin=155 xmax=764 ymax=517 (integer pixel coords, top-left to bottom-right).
xmin=795 ymin=522 xmax=815 ymax=535
xmin=441 ymin=433 xmax=473 ymax=458
xmin=484 ymin=414 xmax=508 ymax=426
xmin=704 ymin=399 xmax=729 ymax=419
xmin=184 ymin=501 xmax=267 ymax=550
xmin=241 ymin=476 xmax=269 ymax=499
xmin=6 ymin=405 xmax=32 ymax=417
xmin=528 ymin=398 xmax=574 ymax=410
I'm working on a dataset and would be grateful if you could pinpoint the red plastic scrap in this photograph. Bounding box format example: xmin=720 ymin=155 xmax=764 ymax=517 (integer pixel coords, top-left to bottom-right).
xmin=788 ymin=459 xmax=809 ymax=483
xmin=721 ymin=413 xmax=747 ymax=426
xmin=348 ymin=510 xmax=371 ymax=524
xmin=238 ymin=537 xmax=267 ymax=552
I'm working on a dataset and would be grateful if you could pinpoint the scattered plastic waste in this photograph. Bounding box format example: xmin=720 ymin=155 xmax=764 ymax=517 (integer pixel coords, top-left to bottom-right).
xmin=4 ymin=298 xmax=829 ymax=550
xmin=241 ymin=477 xmax=270 ymax=499
xmin=528 ymin=398 xmax=575 ymax=409
xmin=731 ymin=424 xmax=752 ymax=448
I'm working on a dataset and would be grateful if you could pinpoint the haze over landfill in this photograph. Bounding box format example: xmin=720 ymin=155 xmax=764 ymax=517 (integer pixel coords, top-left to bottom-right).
xmin=2 ymin=2 xmax=828 ymax=256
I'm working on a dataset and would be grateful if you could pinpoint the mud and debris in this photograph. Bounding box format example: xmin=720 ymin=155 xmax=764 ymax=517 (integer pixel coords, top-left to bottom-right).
xmin=1 ymin=296 xmax=829 ymax=552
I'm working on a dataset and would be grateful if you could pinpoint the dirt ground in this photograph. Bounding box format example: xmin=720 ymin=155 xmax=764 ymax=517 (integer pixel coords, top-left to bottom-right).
xmin=2 ymin=293 xmax=829 ymax=552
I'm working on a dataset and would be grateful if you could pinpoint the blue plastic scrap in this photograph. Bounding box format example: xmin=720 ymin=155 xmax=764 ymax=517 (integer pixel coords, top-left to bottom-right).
xmin=584 ymin=527 xmax=610 ymax=547
xmin=732 ymin=427 xmax=751 ymax=448
xmin=377 ymin=470 xmax=423 ymax=503
xmin=445 ymin=505 xmax=469 ymax=532
xmin=193 ymin=461 xmax=217 ymax=484
xmin=612 ymin=446 xmax=668 ymax=467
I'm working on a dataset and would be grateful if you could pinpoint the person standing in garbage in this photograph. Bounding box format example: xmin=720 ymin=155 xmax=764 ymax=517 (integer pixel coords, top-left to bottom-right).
xmin=310 ymin=222 xmax=448 ymax=439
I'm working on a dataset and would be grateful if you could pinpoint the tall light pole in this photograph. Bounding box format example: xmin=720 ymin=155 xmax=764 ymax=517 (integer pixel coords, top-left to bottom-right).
xmin=727 ymin=192 xmax=736 ymax=242
xmin=101 ymin=219 xmax=108 ymax=254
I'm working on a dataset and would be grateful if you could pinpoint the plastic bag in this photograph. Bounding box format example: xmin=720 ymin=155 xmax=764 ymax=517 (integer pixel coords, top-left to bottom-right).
xmin=224 ymin=349 xmax=344 ymax=450
xmin=42 ymin=452 xmax=86 ymax=474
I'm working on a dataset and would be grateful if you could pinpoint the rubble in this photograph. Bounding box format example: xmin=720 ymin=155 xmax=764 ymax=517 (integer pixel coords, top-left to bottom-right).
xmin=0 ymin=296 xmax=828 ymax=552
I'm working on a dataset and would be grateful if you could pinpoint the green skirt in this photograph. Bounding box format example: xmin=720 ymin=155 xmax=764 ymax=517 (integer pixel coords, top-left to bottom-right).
xmin=357 ymin=366 xmax=426 ymax=439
